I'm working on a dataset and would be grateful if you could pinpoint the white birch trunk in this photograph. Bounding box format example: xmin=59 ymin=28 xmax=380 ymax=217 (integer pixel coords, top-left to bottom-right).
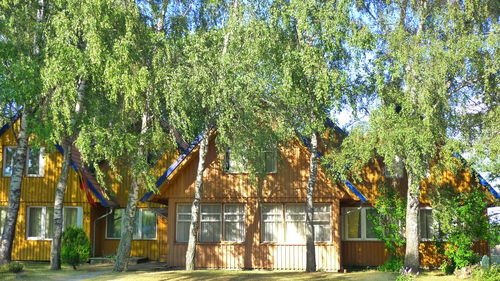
xmin=305 ymin=132 xmax=318 ymax=272
xmin=0 ymin=112 xmax=29 ymax=264
xmin=50 ymin=78 xmax=86 ymax=270
xmin=404 ymin=171 xmax=421 ymax=273
xmin=185 ymin=128 xmax=209 ymax=270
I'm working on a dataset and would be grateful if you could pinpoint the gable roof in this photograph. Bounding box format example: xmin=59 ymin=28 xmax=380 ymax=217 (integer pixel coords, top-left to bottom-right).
xmin=453 ymin=153 xmax=499 ymax=200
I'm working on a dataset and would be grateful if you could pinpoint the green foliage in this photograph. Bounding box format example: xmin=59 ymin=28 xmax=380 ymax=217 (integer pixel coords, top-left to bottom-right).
xmin=0 ymin=262 xmax=24 ymax=273
xmin=378 ymin=256 xmax=404 ymax=272
xmin=440 ymin=261 xmax=456 ymax=275
xmin=61 ymin=227 xmax=91 ymax=270
xmin=369 ymin=184 xmax=406 ymax=255
xmin=430 ymin=186 xmax=491 ymax=270
xmin=395 ymin=268 xmax=416 ymax=281
xmin=473 ymin=264 xmax=500 ymax=281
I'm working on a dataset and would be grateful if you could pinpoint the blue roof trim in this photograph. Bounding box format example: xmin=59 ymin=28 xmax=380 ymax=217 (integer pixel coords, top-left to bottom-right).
xmin=298 ymin=132 xmax=367 ymax=202
xmin=0 ymin=123 xmax=10 ymax=138
xmin=55 ymin=144 xmax=109 ymax=206
xmin=453 ymin=153 xmax=499 ymax=199
xmin=140 ymin=133 xmax=205 ymax=202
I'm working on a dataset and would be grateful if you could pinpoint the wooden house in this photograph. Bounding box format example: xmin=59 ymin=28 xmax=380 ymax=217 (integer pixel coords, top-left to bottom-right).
xmin=0 ymin=119 xmax=173 ymax=261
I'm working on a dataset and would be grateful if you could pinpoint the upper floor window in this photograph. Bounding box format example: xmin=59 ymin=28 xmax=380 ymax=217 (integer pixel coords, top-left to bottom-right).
xmin=224 ymin=149 xmax=277 ymax=174
xmin=106 ymin=209 xmax=157 ymax=240
xmin=341 ymin=207 xmax=379 ymax=241
xmin=3 ymin=146 xmax=45 ymax=177
xmin=27 ymin=206 xmax=83 ymax=240
xmin=420 ymin=208 xmax=435 ymax=241
xmin=262 ymin=203 xmax=332 ymax=243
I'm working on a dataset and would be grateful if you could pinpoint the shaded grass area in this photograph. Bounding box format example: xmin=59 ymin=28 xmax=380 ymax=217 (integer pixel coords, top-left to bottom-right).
xmin=0 ymin=262 xmax=109 ymax=281
xmin=92 ymin=269 xmax=397 ymax=281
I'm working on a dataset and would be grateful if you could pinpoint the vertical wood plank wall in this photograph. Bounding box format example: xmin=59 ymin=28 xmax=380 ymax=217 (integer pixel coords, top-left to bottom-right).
xmin=157 ymin=137 xmax=350 ymax=271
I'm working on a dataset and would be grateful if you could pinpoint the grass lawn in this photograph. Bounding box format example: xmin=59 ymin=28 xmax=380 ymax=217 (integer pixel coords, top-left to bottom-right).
xmin=0 ymin=262 xmax=109 ymax=281
xmin=0 ymin=262 xmax=464 ymax=281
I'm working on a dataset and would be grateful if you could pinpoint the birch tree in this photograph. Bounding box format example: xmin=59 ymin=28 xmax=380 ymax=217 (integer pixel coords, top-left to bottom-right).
xmin=0 ymin=0 xmax=47 ymax=264
xmin=328 ymin=0 xmax=498 ymax=273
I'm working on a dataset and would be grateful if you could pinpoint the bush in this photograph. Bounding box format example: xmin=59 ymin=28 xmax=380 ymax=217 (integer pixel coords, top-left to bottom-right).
xmin=395 ymin=267 xmax=417 ymax=281
xmin=0 ymin=262 xmax=24 ymax=273
xmin=378 ymin=256 xmax=404 ymax=272
xmin=440 ymin=260 xmax=455 ymax=275
xmin=61 ymin=226 xmax=91 ymax=270
xmin=473 ymin=264 xmax=500 ymax=281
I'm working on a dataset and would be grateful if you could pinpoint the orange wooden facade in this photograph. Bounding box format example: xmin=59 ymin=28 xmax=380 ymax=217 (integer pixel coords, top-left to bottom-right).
xmin=151 ymin=137 xmax=351 ymax=270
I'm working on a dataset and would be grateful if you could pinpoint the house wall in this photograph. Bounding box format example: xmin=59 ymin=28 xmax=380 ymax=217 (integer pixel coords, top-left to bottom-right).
xmin=156 ymin=137 xmax=350 ymax=271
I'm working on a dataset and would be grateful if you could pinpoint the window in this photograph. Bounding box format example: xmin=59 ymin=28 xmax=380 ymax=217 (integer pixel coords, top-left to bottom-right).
xmin=262 ymin=204 xmax=283 ymax=242
xmin=224 ymin=148 xmax=277 ymax=174
xmin=26 ymin=147 xmax=44 ymax=176
xmin=2 ymin=147 xmax=15 ymax=177
xmin=176 ymin=205 xmax=191 ymax=243
xmin=176 ymin=204 xmax=245 ymax=243
xmin=262 ymin=203 xmax=332 ymax=243
xmin=420 ymin=208 xmax=434 ymax=240
xmin=27 ymin=206 xmax=82 ymax=240
xmin=0 ymin=207 xmax=7 ymax=234
xmin=106 ymin=209 xmax=157 ymax=240
xmin=2 ymin=147 xmax=44 ymax=177
xmin=342 ymin=207 xmax=379 ymax=241
xmin=224 ymin=204 xmax=245 ymax=242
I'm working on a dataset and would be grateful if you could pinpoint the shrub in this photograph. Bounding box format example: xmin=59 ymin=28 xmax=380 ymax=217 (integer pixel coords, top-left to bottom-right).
xmin=395 ymin=267 xmax=417 ymax=281
xmin=0 ymin=262 xmax=24 ymax=273
xmin=440 ymin=260 xmax=455 ymax=275
xmin=61 ymin=226 xmax=91 ymax=270
xmin=378 ymin=256 xmax=404 ymax=272
xmin=473 ymin=264 xmax=500 ymax=281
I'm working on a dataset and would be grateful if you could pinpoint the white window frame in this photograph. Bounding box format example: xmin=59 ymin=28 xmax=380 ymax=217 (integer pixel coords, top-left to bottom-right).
xmin=175 ymin=203 xmax=246 ymax=243
xmin=2 ymin=146 xmax=16 ymax=177
xmin=313 ymin=203 xmax=332 ymax=242
xmin=2 ymin=146 xmax=45 ymax=177
xmin=26 ymin=147 xmax=45 ymax=177
xmin=105 ymin=209 xmax=157 ymax=240
xmin=26 ymin=206 xmax=83 ymax=240
xmin=199 ymin=204 xmax=222 ymax=243
xmin=176 ymin=204 xmax=191 ymax=243
xmin=284 ymin=203 xmax=306 ymax=243
xmin=262 ymin=203 xmax=333 ymax=243
xmin=342 ymin=207 xmax=380 ymax=241
xmin=223 ymin=204 xmax=245 ymax=243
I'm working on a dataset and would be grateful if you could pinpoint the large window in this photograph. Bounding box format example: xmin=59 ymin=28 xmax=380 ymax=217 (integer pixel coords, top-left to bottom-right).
xmin=342 ymin=207 xmax=379 ymax=241
xmin=176 ymin=204 xmax=245 ymax=243
xmin=106 ymin=209 xmax=157 ymax=240
xmin=27 ymin=206 xmax=82 ymax=240
xmin=3 ymin=147 xmax=44 ymax=177
xmin=262 ymin=203 xmax=332 ymax=243
xmin=224 ymin=149 xmax=277 ymax=174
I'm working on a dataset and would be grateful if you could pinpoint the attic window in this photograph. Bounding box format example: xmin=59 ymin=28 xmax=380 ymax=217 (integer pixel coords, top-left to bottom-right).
xmin=2 ymin=146 xmax=45 ymax=177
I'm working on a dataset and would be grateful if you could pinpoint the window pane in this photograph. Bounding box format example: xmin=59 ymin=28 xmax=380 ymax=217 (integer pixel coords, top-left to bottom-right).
xmin=201 ymin=221 xmax=221 ymax=242
xmin=201 ymin=204 xmax=221 ymax=214
xmin=262 ymin=204 xmax=282 ymax=242
xmin=224 ymin=205 xmax=244 ymax=242
xmin=286 ymin=204 xmax=305 ymax=242
xmin=27 ymin=148 xmax=42 ymax=176
xmin=45 ymin=208 xmax=54 ymax=238
xmin=107 ymin=209 xmax=122 ymax=238
xmin=140 ymin=211 xmax=157 ymax=239
xmin=420 ymin=209 xmax=433 ymax=239
xmin=366 ymin=208 xmax=378 ymax=239
xmin=264 ymin=150 xmax=277 ymax=173
xmin=176 ymin=221 xmax=190 ymax=242
xmin=346 ymin=209 xmax=361 ymax=239
xmin=178 ymin=204 xmax=191 ymax=214
xmin=176 ymin=205 xmax=191 ymax=242
xmin=314 ymin=204 xmax=331 ymax=241
xmin=0 ymin=207 xmax=6 ymax=234
xmin=226 ymin=150 xmax=247 ymax=173
xmin=64 ymin=208 xmax=78 ymax=229
xmin=3 ymin=147 xmax=15 ymax=177
xmin=28 ymin=208 xmax=43 ymax=238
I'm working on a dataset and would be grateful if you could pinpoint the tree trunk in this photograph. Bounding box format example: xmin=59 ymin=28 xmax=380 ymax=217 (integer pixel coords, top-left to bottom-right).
xmin=404 ymin=171 xmax=420 ymax=273
xmin=305 ymin=132 xmax=318 ymax=272
xmin=113 ymin=175 xmax=140 ymax=272
xmin=49 ymin=141 xmax=72 ymax=270
xmin=50 ymin=78 xmax=85 ymax=270
xmin=185 ymin=128 xmax=209 ymax=270
xmin=0 ymin=112 xmax=29 ymax=265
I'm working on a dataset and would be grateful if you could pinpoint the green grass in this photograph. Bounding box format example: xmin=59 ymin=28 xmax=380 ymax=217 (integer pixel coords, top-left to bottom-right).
xmin=0 ymin=262 xmax=108 ymax=281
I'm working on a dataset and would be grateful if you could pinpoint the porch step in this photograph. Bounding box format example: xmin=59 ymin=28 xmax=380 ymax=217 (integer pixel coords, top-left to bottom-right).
xmin=89 ymin=256 xmax=149 ymax=265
